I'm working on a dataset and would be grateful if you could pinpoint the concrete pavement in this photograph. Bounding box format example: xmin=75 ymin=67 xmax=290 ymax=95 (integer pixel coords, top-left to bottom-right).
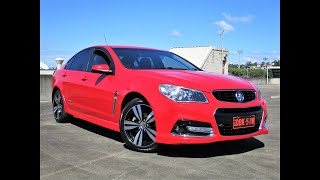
xmin=40 ymin=85 xmax=280 ymax=179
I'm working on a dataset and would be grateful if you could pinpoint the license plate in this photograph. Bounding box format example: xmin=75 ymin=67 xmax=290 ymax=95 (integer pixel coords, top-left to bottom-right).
xmin=233 ymin=115 xmax=255 ymax=129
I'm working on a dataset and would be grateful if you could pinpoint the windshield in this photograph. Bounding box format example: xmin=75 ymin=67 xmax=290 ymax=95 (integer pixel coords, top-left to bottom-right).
xmin=112 ymin=48 xmax=201 ymax=71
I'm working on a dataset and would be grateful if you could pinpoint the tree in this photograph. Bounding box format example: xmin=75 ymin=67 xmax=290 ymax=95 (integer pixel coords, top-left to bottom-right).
xmin=228 ymin=64 xmax=238 ymax=68
xmin=245 ymin=61 xmax=252 ymax=68
xmin=272 ymin=60 xmax=280 ymax=66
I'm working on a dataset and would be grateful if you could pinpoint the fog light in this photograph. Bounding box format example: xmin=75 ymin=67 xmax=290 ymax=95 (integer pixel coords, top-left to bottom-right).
xmin=171 ymin=120 xmax=214 ymax=137
xmin=174 ymin=125 xmax=184 ymax=134
xmin=186 ymin=126 xmax=213 ymax=134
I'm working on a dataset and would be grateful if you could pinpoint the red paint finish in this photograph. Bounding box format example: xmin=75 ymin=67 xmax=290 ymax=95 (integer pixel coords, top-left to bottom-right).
xmin=52 ymin=45 xmax=268 ymax=144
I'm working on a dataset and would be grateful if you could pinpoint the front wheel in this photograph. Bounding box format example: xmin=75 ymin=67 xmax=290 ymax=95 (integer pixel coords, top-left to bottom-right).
xmin=120 ymin=98 xmax=157 ymax=152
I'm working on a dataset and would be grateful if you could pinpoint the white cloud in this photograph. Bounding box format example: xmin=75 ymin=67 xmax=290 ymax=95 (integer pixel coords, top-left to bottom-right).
xmin=276 ymin=55 xmax=280 ymax=59
xmin=230 ymin=50 xmax=238 ymax=55
xmin=222 ymin=12 xmax=254 ymax=23
xmin=169 ymin=30 xmax=181 ymax=37
xmin=215 ymin=21 xmax=234 ymax=32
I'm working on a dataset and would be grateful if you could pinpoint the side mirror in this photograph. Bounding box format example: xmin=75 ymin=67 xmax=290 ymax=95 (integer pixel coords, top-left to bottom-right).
xmin=91 ymin=64 xmax=112 ymax=74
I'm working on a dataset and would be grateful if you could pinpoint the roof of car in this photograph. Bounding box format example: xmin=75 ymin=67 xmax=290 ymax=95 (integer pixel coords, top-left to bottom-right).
xmin=92 ymin=45 xmax=165 ymax=51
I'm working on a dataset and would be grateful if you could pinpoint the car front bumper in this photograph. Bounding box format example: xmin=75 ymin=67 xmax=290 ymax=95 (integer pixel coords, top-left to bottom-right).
xmin=153 ymin=92 xmax=269 ymax=144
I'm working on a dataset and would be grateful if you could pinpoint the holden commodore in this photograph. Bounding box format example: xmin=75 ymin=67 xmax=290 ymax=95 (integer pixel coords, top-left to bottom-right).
xmin=52 ymin=45 xmax=268 ymax=152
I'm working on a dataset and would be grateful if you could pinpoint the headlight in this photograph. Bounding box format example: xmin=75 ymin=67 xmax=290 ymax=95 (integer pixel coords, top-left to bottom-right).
xmin=255 ymin=85 xmax=262 ymax=100
xmin=159 ymin=84 xmax=208 ymax=103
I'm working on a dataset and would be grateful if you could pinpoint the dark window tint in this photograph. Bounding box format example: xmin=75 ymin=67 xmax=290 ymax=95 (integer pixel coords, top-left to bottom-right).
xmin=64 ymin=58 xmax=74 ymax=70
xmin=112 ymin=48 xmax=200 ymax=70
xmin=69 ymin=49 xmax=92 ymax=71
xmin=87 ymin=51 xmax=111 ymax=72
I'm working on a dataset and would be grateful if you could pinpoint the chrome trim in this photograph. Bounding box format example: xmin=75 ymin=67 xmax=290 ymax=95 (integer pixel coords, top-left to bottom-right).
xmin=186 ymin=126 xmax=213 ymax=134
xmin=112 ymin=91 xmax=118 ymax=115
xmin=259 ymin=111 xmax=264 ymax=130
xmin=101 ymin=70 xmax=113 ymax=73
xmin=263 ymin=121 xmax=267 ymax=129
xmin=212 ymin=89 xmax=257 ymax=103
xmin=170 ymin=132 xmax=214 ymax=138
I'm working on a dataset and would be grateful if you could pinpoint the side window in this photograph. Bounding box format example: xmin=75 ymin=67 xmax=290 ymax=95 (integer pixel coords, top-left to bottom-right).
xmin=64 ymin=58 xmax=74 ymax=70
xmin=87 ymin=51 xmax=111 ymax=72
xmin=69 ymin=49 xmax=92 ymax=71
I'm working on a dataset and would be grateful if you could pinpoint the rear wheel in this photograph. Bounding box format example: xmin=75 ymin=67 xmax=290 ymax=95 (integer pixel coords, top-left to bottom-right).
xmin=120 ymin=98 xmax=157 ymax=152
xmin=52 ymin=90 xmax=69 ymax=123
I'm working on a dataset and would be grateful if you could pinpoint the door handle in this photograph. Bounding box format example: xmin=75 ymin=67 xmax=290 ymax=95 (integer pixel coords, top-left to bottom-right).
xmin=81 ymin=76 xmax=87 ymax=81
xmin=62 ymin=73 xmax=67 ymax=77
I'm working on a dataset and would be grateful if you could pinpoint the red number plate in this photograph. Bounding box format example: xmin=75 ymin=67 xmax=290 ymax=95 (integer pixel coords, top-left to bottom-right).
xmin=233 ymin=115 xmax=255 ymax=129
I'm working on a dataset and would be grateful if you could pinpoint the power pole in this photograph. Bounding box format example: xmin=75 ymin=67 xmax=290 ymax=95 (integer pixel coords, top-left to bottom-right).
xmin=263 ymin=57 xmax=268 ymax=84
xmin=220 ymin=30 xmax=225 ymax=64
xmin=237 ymin=50 xmax=243 ymax=68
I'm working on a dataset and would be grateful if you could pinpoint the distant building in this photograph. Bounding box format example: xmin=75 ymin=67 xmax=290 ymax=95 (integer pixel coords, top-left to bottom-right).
xmin=40 ymin=62 xmax=49 ymax=70
xmin=169 ymin=46 xmax=228 ymax=74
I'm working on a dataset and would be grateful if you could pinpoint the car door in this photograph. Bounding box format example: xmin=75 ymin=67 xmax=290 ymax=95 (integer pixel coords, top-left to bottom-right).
xmin=60 ymin=56 xmax=75 ymax=100
xmin=81 ymin=48 xmax=116 ymax=121
xmin=64 ymin=48 xmax=93 ymax=113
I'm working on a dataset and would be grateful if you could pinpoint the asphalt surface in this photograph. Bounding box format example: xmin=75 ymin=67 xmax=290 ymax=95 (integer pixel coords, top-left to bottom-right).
xmin=40 ymin=85 xmax=280 ymax=179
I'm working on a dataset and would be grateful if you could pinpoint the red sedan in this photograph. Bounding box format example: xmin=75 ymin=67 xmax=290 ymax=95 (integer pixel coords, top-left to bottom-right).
xmin=52 ymin=45 xmax=268 ymax=152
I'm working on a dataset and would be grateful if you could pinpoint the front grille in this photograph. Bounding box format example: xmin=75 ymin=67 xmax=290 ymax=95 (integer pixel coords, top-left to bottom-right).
xmin=214 ymin=106 xmax=263 ymax=136
xmin=212 ymin=90 xmax=256 ymax=103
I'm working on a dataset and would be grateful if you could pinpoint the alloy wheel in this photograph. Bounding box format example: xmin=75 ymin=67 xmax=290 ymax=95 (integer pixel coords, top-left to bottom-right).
xmin=123 ymin=104 xmax=156 ymax=148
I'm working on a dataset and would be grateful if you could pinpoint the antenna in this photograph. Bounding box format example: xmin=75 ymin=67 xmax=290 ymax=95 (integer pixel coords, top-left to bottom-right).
xmin=104 ymin=34 xmax=107 ymax=45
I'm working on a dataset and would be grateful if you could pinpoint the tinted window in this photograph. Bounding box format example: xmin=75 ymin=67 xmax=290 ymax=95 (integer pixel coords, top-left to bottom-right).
xmin=64 ymin=58 xmax=74 ymax=70
xmin=160 ymin=55 xmax=189 ymax=69
xmin=112 ymin=48 xmax=200 ymax=70
xmin=87 ymin=51 xmax=111 ymax=72
xmin=69 ymin=49 xmax=92 ymax=71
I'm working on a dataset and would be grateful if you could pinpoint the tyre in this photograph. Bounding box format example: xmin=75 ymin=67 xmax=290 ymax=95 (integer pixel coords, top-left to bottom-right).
xmin=120 ymin=98 xmax=157 ymax=152
xmin=52 ymin=90 xmax=69 ymax=123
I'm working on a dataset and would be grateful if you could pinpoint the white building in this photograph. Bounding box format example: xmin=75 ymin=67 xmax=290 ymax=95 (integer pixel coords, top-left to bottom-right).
xmin=169 ymin=46 xmax=228 ymax=74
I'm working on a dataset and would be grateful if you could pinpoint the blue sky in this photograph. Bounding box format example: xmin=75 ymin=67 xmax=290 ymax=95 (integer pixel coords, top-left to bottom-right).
xmin=40 ymin=0 xmax=280 ymax=68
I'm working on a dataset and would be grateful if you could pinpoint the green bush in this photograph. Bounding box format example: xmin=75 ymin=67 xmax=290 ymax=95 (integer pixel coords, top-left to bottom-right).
xmin=267 ymin=69 xmax=274 ymax=78
xmin=248 ymin=69 xmax=265 ymax=77
xmin=228 ymin=68 xmax=246 ymax=77
xmin=228 ymin=68 xmax=272 ymax=78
